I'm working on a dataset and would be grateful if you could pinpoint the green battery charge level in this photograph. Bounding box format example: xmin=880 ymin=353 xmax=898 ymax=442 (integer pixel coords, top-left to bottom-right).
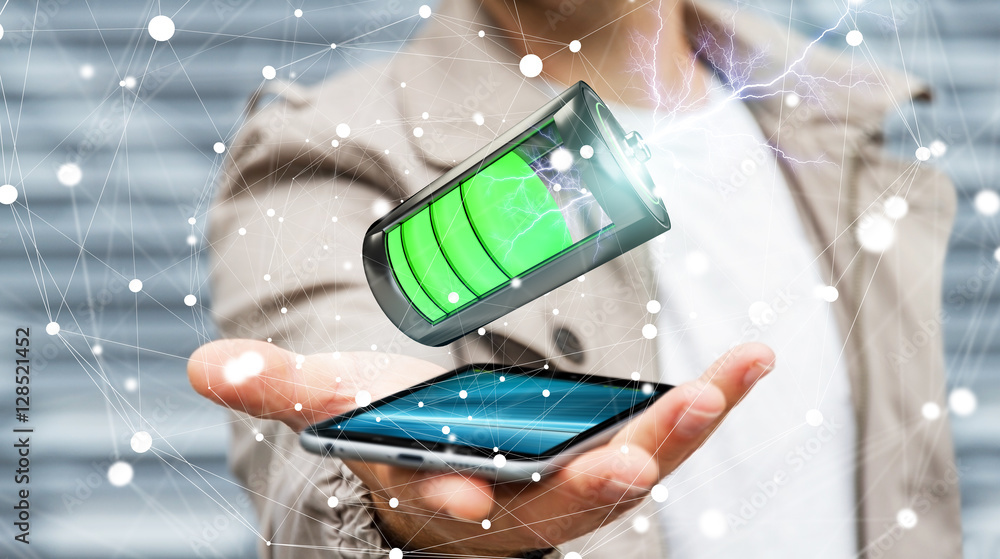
xmin=386 ymin=122 xmax=612 ymax=322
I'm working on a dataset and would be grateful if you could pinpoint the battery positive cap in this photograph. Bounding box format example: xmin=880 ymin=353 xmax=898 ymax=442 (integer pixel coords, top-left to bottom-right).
xmin=624 ymin=131 xmax=652 ymax=163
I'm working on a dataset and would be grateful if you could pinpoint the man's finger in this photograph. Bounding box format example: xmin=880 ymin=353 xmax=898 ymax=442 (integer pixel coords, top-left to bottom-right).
xmin=616 ymin=342 xmax=775 ymax=473
xmin=188 ymin=339 xmax=448 ymax=431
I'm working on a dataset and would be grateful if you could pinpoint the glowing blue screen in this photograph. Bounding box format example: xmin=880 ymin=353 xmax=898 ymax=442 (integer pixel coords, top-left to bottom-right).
xmin=330 ymin=369 xmax=659 ymax=455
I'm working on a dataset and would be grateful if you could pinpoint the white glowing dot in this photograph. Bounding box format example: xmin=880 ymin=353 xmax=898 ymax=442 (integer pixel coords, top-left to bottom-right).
xmin=441 ymin=425 xmax=451 ymax=435
xmin=353 ymin=390 xmax=372 ymax=407
xmin=448 ymin=292 xmax=459 ymax=304
xmin=577 ymin=275 xmax=585 ymax=282
xmin=646 ymin=300 xmax=661 ymax=313
xmin=481 ymin=519 xmax=491 ymax=530
xmin=897 ymin=508 xmax=918 ymax=529
xmin=459 ymin=390 xmax=468 ymax=399
xmin=549 ymin=147 xmax=574 ymax=171
xmin=552 ymin=308 xmax=559 ymax=315
xmin=565 ymin=553 xmax=582 ymax=559
xmin=184 ymin=294 xmax=197 ymax=306
xmin=642 ymin=324 xmax=657 ymax=339
xmin=499 ymin=376 xmax=505 ymax=382
xmin=915 ymin=146 xmax=931 ymax=161
xmin=619 ymin=445 xmax=630 ymax=454
xmin=224 ymin=352 xmax=265 ymax=384
xmin=949 ymin=388 xmax=976 ymax=416
xmin=846 ymin=30 xmax=864 ymax=47
xmin=124 ymin=377 xmax=138 ymax=391
xmin=519 ymin=54 xmax=543 ymax=78
xmin=400 ymin=82 xmax=406 ymax=88
xmin=784 ymin=93 xmax=800 ymax=108
xmin=0 ymin=184 xmax=17 ymax=205
xmin=262 ymin=65 xmax=276 ymax=80
xmin=542 ymin=389 xmax=550 ymax=397
xmin=125 ymin=76 xmax=137 ymax=89
xmin=633 ymin=515 xmax=651 ymax=533
xmin=642 ymin=383 xmax=653 ymax=395
xmin=255 ymin=432 xmax=264 ymax=442
xmin=187 ymin=234 xmax=197 ymax=245
xmin=856 ymin=214 xmax=896 ymax=253
xmin=685 ymin=250 xmax=709 ymax=276
xmin=389 ymin=548 xmax=403 ymax=559
xmin=473 ymin=112 xmax=485 ymax=126
xmin=419 ymin=4 xmax=432 ymax=18
xmin=92 ymin=344 xmax=103 ymax=356
xmin=388 ymin=497 xmax=399 ymax=508
xmin=293 ymin=403 xmax=303 ymax=411
xmin=413 ymin=127 xmax=423 ymax=138
xmin=651 ymin=484 xmax=669 ymax=503
xmin=213 ymin=142 xmax=226 ymax=154
xmin=580 ymin=145 xmax=595 ymax=159
xmin=188 ymin=217 xmax=196 ymax=225
xmin=478 ymin=327 xmax=486 ymax=336
xmin=817 ymin=285 xmax=839 ymax=302
xmin=884 ymin=196 xmax=909 ymax=220
xmin=630 ymin=372 xmax=641 ymax=381
xmin=493 ymin=454 xmax=507 ymax=468
xmin=128 ymin=279 xmax=143 ymax=293
xmin=748 ymin=301 xmax=775 ymax=326
xmin=46 ymin=322 xmax=60 ymax=335
xmin=130 ymin=431 xmax=152 ymax=453
xmin=148 ymin=15 xmax=175 ymax=41
xmin=569 ymin=40 xmax=581 ymax=53
xmin=929 ymin=140 xmax=947 ymax=157
xmin=922 ymin=402 xmax=941 ymax=420
xmin=238 ymin=227 xmax=247 ymax=236
xmin=994 ymin=246 xmax=1000 ymax=263
xmin=294 ymin=8 xmax=303 ymax=17
xmin=108 ymin=461 xmax=134 ymax=487
xmin=699 ymin=509 xmax=728 ymax=538
xmin=805 ymin=409 xmax=824 ymax=426
xmin=511 ymin=278 xmax=522 ymax=289
xmin=372 ymin=199 xmax=392 ymax=218
xmin=478 ymin=30 xmax=486 ymax=38
xmin=328 ymin=496 xmax=340 ymax=507
xmin=417 ymin=401 xmax=424 ymax=407
xmin=336 ymin=123 xmax=351 ymax=138
xmin=530 ymin=472 xmax=541 ymax=482
xmin=330 ymin=43 xmax=337 ymax=49
xmin=974 ymin=190 xmax=1000 ymax=216
xmin=57 ymin=163 xmax=82 ymax=187
xmin=280 ymin=307 xmax=287 ymax=314
xmin=0 ymin=24 xmax=4 ymax=42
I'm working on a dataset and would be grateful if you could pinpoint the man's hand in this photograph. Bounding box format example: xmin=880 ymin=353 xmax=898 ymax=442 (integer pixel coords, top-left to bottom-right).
xmin=188 ymin=339 xmax=774 ymax=557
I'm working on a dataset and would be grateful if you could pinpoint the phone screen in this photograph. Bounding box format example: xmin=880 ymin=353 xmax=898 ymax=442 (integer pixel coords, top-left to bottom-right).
xmin=316 ymin=367 xmax=665 ymax=458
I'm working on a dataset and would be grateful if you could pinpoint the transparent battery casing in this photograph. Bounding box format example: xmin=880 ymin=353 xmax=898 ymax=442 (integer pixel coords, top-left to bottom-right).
xmin=362 ymin=81 xmax=670 ymax=347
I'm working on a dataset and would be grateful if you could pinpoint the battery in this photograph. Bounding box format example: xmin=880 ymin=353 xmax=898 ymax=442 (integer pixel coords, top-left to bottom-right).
xmin=363 ymin=81 xmax=670 ymax=347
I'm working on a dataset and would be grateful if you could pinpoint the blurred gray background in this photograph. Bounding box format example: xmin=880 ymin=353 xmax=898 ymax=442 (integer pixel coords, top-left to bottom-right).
xmin=0 ymin=1 xmax=996 ymax=557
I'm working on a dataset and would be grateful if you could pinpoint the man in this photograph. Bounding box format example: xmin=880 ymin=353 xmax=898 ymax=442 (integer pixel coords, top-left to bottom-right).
xmin=188 ymin=1 xmax=962 ymax=557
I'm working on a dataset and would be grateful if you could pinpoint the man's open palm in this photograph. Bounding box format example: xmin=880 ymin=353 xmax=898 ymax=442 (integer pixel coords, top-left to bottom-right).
xmin=188 ymin=339 xmax=774 ymax=556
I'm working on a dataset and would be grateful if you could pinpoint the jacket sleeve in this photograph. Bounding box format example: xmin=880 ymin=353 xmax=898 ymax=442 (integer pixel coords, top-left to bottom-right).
xmin=206 ymin=81 xmax=457 ymax=558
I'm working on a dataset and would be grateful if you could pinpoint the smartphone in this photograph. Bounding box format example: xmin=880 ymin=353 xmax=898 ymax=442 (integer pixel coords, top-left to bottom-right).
xmin=300 ymin=364 xmax=673 ymax=482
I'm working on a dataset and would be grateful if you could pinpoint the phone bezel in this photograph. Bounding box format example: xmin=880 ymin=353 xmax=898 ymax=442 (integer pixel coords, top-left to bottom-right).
xmin=303 ymin=363 xmax=673 ymax=461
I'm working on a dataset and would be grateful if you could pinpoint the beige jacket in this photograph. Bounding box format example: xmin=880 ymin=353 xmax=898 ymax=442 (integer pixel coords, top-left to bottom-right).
xmin=208 ymin=1 xmax=962 ymax=557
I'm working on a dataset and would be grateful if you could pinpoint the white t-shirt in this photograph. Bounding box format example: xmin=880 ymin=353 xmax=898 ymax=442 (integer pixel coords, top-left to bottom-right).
xmin=611 ymin=81 xmax=858 ymax=558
